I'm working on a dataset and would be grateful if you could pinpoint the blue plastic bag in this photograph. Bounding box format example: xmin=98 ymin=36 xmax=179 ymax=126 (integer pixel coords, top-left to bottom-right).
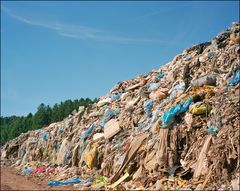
xmin=208 ymin=52 xmax=215 ymax=59
xmin=143 ymin=100 xmax=154 ymax=117
xmin=41 ymin=132 xmax=49 ymax=141
xmin=162 ymin=97 xmax=192 ymax=127
xmin=110 ymin=82 xmax=123 ymax=93
xmin=183 ymin=54 xmax=191 ymax=61
xmin=48 ymin=178 xmax=87 ymax=186
xmin=169 ymin=82 xmax=185 ymax=101
xmin=156 ymin=72 xmax=164 ymax=79
xmin=99 ymin=108 xmax=120 ymax=128
xmin=148 ymin=83 xmax=159 ymax=92
xmin=58 ymin=127 xmax=64 ymax=135
xmin=81 ymin=124 xmax=96 ymax=140
xmin=22 ymin=168 xmax=33 ymax=175
xmin=228 ymin=70 xmax=240 ymax=86
xmin=99 ymin=109 xmax=115 ymax=128
xmin=111 ymin=93 xmax=122 ymax=101
xmin=207 ymin=125 xmax=218 ymax=136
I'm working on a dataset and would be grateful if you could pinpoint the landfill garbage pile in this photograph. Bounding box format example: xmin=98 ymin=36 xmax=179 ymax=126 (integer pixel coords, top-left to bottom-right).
xmin=1 ymin=22 xmax=240 ymax=190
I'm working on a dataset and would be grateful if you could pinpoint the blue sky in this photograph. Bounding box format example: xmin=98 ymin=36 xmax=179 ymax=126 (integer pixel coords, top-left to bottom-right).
xmin=1 ymin=1 xmax=239 ymax=116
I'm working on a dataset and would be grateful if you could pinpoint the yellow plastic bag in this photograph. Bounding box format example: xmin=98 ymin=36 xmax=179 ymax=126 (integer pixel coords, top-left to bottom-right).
xmin=86 ymin=143 xmax=97 ymax=169
xmin=191 ymin=102 xmax=212 ymax=115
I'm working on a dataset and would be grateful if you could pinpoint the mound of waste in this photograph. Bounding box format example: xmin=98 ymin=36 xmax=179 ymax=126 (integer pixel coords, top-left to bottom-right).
xmin=1 ymin=22 xmax=239 ymax=190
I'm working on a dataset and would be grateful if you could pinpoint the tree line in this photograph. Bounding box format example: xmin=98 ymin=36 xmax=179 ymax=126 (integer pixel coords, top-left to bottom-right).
xmin=0 ymin=98 xmax=95 ymax=145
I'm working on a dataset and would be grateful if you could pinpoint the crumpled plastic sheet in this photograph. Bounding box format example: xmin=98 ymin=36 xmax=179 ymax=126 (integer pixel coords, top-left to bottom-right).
xmin=191 ymin=102 xmax=212 ymax=115
xmin=208 ymin=51 xmax=215 ymax=59
xmin=99 ymin=108 xmax=120 ymax=128
xmin=33 ymin=165 xmax=46 ymax=174
xmin=111 ymin=93 xmax=122 ymax=101
xmin=192 ymin=74 xmax=216 ymax=87
xmin=93 ymin=176 xmax=108 ymax=187
xmin=22 ymin=168 xmax=33 ymax=175
xmin=56 ymin=144 xmax=61 ymax=153
xmin=162 ymin=97 xmax=193 ymax=127
xmin=183 ymin=54 xmax=191 ymax=61
xmin=228 ymin=70 xmax=240 ymax=86
xmin=37 ymin=129 xmax=42 ymax=133
xmin=207 ymin=125 xmax=218 ymax=136
xmin=112 ymin=139 xmax=124 ymax=150
xmin=168 ymin=82 xmax=185 ymax=100
xmin=96 ymin=106 xmax=107 ymax=116
xmin=81 ymin=124 xmax=96 ymax=140
xmin=63 ymin=149 xmax=70 ymax=165
xmin=110 ymin=81 xmax=123 ymax=93
xmin=21 ymin=146 xmax=26 ymax=158
xmin=156 ymin=72 xmax=164 ymax=79
xmin=150 ymin=107 xmax=161 ymax=128
xmin=41 ymin=132 xmax=49 ymax=141
xmin=48 ymin=178 xmax=88 ymax=186
xmin=58 ymin=127 xmax=64 ymax=135
xmin=143 ymin=100 xmax=154 ymax=117
xmin=148 ymin=83 xmax=159 ymax=92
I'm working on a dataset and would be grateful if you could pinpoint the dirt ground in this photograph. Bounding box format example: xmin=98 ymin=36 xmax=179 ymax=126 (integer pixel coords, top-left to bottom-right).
xmin=1 ymin=167 xmax=47 ymax=190
xmin=0 ymin=167 xmax=80 ymax=190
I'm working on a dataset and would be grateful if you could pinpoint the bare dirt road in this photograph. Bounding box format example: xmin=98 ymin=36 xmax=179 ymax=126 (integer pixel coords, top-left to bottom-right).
xmin=1 ymin=167 xmax=48 ymax=190
xmin=0 ymin=167 xmax=80 ymax=190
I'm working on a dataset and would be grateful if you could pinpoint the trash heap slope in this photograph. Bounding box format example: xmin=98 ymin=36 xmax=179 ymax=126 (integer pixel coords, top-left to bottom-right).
xmin=1 ymin=22 xmax=240 ymax=190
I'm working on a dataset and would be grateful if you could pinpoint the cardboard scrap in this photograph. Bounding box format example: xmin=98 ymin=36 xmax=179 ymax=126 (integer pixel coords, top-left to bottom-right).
xmin=104 ymin=119 xmax=121 ymax=139
xmin=93 ymin=133 xmax=104 ymax=141
xmin=110 ymin=133 xmax=148 ymax=183
xmin=193 ymin=135 xmax=212 ymax=178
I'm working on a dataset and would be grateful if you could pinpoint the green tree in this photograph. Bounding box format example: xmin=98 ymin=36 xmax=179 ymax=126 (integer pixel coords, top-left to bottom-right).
xmin=0 ymin=97 xmax=94 ymax=145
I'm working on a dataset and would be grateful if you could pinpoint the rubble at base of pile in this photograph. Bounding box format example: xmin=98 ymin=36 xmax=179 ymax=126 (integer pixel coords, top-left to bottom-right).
xmin=1 ymin=22 xmax=240 ymax=191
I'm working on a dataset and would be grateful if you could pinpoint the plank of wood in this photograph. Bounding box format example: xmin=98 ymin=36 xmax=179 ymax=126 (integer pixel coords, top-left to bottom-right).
xmin=108 ymin=172 xmax=129 ymax=189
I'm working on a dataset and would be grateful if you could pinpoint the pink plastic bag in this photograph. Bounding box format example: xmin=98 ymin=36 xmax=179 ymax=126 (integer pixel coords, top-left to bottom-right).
xmin=33 ymin=165 xmax=47 ymax=174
